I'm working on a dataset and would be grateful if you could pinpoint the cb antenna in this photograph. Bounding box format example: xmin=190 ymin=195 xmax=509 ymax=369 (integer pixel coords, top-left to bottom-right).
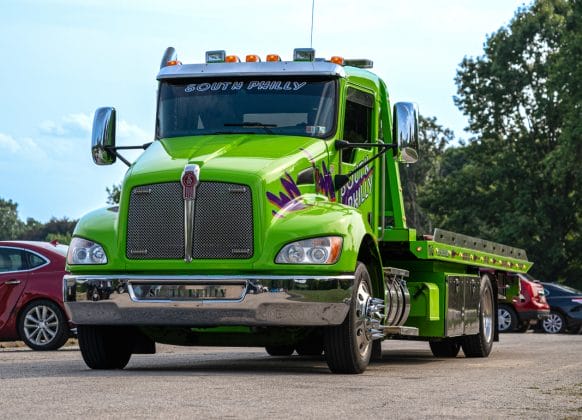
xmin=310 ymin=0 xmax=315 ymax=48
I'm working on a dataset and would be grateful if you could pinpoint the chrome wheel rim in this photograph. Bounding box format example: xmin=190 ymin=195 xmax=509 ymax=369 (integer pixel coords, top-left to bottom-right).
xmin=482 ymin=284 xmax=494 ymax=343
xmin=354 ymin=281 xmax=372 ymax=358
xmin=498 ymin=308 xmax=512 ymax=332
xmin=542 ymin=313 xmax=563 ymax=333
xmin=23 ymin=305 xmax=59 ymax=346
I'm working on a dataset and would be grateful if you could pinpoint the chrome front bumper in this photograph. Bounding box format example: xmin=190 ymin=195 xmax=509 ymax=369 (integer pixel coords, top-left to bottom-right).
xmin=64 ymin=274 xmax=354 ymax=327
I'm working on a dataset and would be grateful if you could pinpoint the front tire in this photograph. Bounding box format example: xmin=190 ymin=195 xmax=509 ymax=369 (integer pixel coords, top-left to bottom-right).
xmin=324 ymin=262 xmax=373 ymax=374
xmin=78 ymin=325 xmax=133 ymax=369
xmin=541 ymin=311 xmax=566 ymax=334
xmin=462 ymin=274 xmax=494 ymax=358
xmin=18 ymin=300 xmax=69 ymax=351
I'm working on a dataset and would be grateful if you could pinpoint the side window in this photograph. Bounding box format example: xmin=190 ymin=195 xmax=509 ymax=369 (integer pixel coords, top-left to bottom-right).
xmin=27 ymin=252 xmax=47 ymax=269
xmin=343 ymin=87 xmax=374 ymax=162
xmin=0 ymin=248 xmax=27 ymax=273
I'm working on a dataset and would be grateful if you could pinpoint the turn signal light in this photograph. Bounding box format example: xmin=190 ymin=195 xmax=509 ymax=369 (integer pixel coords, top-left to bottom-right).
xmin=266 ymin=54 xmax=281 ymax=62
xmin=225 ymin=55 xmax=240 ymax=63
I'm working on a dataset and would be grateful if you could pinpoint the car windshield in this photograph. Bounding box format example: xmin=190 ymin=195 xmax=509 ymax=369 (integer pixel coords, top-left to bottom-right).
xmin=157 ymin=77 xmax=337 ymax=139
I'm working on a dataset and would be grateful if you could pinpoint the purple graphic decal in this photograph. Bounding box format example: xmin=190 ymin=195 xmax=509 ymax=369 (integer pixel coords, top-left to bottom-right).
xmin=315 ymin=161 xmax=336 ymax=202
xmin=266 ymin=173 xmax=305 ymax=217
xmin=340 ymin=165 xmax=374 ymax=208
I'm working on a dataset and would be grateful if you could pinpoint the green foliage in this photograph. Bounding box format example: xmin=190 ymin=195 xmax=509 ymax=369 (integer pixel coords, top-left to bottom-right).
xmin=421 ymin=0 xmax=580 ymax=287
xmin=0 ymin=198 xmax=24 ymax=239
xmin=106 ymin=184 xmax=121 ymax=205
xmin=400 ymin=116 xmax=453 ymax=234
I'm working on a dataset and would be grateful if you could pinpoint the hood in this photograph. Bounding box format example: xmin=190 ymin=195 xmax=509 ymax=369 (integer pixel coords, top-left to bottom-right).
xmin=129 ymin=134 xmax=328 ymax=183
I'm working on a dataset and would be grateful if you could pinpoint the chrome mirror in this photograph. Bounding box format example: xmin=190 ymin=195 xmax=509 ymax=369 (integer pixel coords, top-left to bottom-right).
xmin=91 ymin=107 xmax=117 ymax=165
xmin=392 ymin=102 xmax=419 ymax=163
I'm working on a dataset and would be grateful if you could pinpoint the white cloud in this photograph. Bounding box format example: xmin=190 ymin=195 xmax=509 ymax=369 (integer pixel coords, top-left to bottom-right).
xmin=117 ymin=120 xmax=151 ymax=141
xmin=0 ymin=132 xmax=47 ymax=160
xmin=0 ymin=133 xmax=19 ymax=153
xmin=40 ymin=113 xmax=92 ymax=137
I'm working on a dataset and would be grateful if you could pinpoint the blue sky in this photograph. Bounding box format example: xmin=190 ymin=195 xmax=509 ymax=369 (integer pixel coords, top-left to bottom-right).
xmin=0 ymin=0 xmax=526 ymax=222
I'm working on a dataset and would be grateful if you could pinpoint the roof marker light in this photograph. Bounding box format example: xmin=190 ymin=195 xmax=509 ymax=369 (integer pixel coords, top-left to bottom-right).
xmin=246 ymin=54 xmax=261 ymax=62
xmin=330 ymin=56 xmax=344 ymax=65
xmin=205 ymin=50 xmax=226 ymax=63
xmin=293 ymin=48 xmax=315 ymax=61
xmin=166 ymin=60 xmax=182 ymax=66
xmin=225 ymin=55 xmax=241 ymax=63
xmin=266 ymin=54 xmax=281 ymax=62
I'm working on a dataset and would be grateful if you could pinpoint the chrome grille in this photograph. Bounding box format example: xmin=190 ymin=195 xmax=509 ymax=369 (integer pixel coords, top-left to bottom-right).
xmin=126 ymin=182 xmax=253 ymax=259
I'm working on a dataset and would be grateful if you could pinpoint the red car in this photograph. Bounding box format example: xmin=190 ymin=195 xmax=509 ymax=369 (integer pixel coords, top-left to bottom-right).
xmin=498 ymin=273 xmax=550 ymax=332
xmin=0 ymin=241 xmax=71 ymax=350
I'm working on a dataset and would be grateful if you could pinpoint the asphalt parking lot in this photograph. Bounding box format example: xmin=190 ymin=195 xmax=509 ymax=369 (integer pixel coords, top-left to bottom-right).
xmin=0 ymin=332 xmax=580 ymax=419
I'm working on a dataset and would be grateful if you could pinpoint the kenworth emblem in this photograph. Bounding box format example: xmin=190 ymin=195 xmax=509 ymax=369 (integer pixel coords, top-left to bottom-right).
xmin=181 ymin=164 xmax=200 ymax=262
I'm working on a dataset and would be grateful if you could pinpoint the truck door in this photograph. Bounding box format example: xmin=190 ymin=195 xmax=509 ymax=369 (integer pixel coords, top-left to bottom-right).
xmin=0 ymin=247 xmax=28 ymax=335
xmin=334 ymin=86 xmax=379 ymax=231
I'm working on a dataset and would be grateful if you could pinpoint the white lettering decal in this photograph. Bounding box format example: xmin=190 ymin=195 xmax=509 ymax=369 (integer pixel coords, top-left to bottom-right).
xmin=293 ymin=81 xmax=307 ymax=90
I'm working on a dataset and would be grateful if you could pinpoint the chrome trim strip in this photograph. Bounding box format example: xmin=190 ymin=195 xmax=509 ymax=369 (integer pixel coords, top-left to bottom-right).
xmin=157 ymin=62 xmax=346 ymax=80
xmin=65 ymin=274 xmax=355 ymax=282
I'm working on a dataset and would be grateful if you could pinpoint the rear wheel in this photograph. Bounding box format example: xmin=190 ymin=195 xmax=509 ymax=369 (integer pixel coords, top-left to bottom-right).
xmin=265 ymin=345 xmax=294 ymax=356
xmin=429 ymin=339 xmax=461 ymax=358
xmin=324 ymin=262 xmax=373 ymax=374
xmin=541 ymin=311 xmax=566 ymax=334
xmin=462 ymin=274 xmax=494 ymax=358
xmin=78 ymin=325 xmax=133 ymax=369
xmin=497 ymin=304 xmax=518 ymax=333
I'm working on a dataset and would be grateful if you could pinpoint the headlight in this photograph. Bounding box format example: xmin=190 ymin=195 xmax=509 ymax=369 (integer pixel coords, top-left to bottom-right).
xmin=67 ymin=238 xmax=108 ymax=265
xmin=275 ymin=236 xmax=342 ymax=264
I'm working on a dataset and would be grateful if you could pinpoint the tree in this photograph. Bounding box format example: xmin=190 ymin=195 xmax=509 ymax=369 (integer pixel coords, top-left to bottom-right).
xmin=422 ymin=0 xmax=580 ymax=287
xmin=0 ymin=198 xmax=23 ymax=240
xmin=400 ymin=116 xmax=453 ymax=234
xmin=106 ymin=184 xmax=121 ymax=205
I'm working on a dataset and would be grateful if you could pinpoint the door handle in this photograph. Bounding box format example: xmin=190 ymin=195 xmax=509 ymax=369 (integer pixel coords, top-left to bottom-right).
xmin=4 ymin=280 xmax=21 ymax=285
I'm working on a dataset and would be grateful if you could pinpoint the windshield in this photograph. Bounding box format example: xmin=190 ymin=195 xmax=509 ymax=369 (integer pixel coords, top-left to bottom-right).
xmin=157 ymin=77 xmax=337 ymax=139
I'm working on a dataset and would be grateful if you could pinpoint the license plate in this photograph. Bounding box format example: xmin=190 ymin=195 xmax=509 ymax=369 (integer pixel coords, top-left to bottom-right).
xmin=130 ymin=283 xmax=246 ymax=301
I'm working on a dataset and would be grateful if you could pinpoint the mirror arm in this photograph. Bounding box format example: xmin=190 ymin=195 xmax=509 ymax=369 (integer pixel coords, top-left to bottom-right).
xmin=334 ymin=142 xmax=397 ymax=190
xmin=104 ymin=143 xmax=152 ymax=167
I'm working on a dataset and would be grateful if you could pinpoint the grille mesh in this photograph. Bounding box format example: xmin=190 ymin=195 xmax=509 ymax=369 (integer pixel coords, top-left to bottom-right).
xmin=126 ymin=182 xmax=253 ymax=260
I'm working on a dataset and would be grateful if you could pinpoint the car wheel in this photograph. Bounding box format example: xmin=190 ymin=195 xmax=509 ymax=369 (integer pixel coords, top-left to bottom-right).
xmin=541 ymin=311 xmax=566 ymax=334
xmin=462 ymin=274 xmax=494 ymax=358
xmin=429 ymin=339 xmax=461 ymax=358
xmin=324 ymin=262 xmax=373 ymax=374
xmin=18 ymin=300 xmax=69 ymax=351
xmin=497 ymin=304 xmax=518 ymax=333
xmin=78 ymin=325 xmax=133 ymax=369
xmin=265 ymin=345 xmax=295 ymax=356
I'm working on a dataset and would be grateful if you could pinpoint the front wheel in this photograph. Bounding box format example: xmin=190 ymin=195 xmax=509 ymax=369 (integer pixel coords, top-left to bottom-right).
xmin=324 ymin=262 xmax=373 ymax=374
xmin=77 ymin=325 xmax=133 ymax=369
xmin=462 ymin=274 xmax=494 ymax=358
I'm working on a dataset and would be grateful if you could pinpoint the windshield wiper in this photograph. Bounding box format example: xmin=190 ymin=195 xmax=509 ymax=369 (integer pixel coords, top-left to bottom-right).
xmin=224 ymin=122 xmax=277 ymax=134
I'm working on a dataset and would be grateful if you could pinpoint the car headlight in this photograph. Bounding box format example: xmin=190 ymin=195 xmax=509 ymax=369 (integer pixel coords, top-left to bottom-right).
xmin=275 ymin=236 xmax=342 ymax=264
xmin=67 ymin=238 xmax=108 ymax=265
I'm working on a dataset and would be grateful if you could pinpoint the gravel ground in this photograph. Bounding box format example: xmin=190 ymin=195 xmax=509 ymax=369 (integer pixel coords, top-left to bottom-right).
xmin=0 ymin=332 xmax=580 ymax=419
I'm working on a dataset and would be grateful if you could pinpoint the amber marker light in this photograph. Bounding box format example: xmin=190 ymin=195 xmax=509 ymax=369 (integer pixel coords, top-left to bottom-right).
xmin=166 ymin=60 xmax=181 ymax=66
xmin=246 ymin=54 xmax=261 ymax=62
xmin=266 ymin=54 xmax=281 ymax=62
xmin=330 ymin=56 xmax=344 ymax=65
xmin=225 ymin=55 xmax=240 ymax=63
xmin=416 ymin=246 xmax=423 ymax=252
xmin=328 ymin=237 xmax=343 ymax=264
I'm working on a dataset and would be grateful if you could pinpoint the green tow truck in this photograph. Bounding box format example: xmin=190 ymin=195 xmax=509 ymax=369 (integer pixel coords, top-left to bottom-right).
xmin=64 ymin=48 xmax=532 ymax=373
